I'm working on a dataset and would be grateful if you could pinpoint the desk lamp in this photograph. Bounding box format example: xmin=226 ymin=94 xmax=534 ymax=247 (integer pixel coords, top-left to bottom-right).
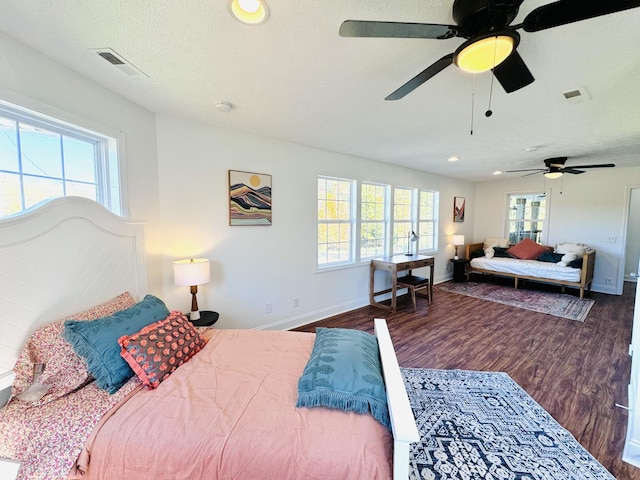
xmin=173 ymin=258 xmax=210 ymax=321
xmin=405 ymin=231 xmax=419 ymax=256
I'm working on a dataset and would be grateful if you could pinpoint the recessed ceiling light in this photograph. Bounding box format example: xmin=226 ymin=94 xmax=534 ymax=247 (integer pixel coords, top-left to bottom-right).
xmin=524 ymin=146 xmax=538 ymax=152
xmin=448 ymin=156 xmax=460 ymax=162
xmin=228 ymin=0 xmax=270 ymax=25
xmin=493 ymin=170 xmax=504 ymax=175
xmin=215 ymin=101 xmax=233 ymax=113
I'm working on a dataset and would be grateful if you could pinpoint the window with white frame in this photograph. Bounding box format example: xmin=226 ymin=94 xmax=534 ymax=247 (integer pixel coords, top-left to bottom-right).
xmin=506 ymin=192 xmax=547 ymax=244
xmin=360 ymin=182 xmax=389 ymax=259
xmin=0 ymin=101 xmax=121 ymax=218
xmin=317 ymin=176 xmax=439 ymax=269
xmin=418 ymin=189 xmax=438 ymax=251
xmin=392 ymin=187 xmax=414 ymax=255
xmin=317 ymin=176 xmax=355 ymax=267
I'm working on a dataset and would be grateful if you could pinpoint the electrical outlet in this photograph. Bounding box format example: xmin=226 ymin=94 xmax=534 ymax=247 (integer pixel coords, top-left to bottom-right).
xmin=293 ymin=297 xmax=299 ymax=308
xmin=265 ymin=303 xmax=272 ymax=314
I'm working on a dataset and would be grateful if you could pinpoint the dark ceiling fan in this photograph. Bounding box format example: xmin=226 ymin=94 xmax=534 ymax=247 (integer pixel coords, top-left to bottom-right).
xmin=505 ymin=157 xmax=616 ymax=177
xmin=339 ymin=0 xmax=640 ymax=100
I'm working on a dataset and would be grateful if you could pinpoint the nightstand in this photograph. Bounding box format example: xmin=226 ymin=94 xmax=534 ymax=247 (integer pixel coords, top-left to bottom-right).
xmin=187 ymin=310 xmax=219 ymax=327
xmin=450 ymin=259 xmax=469 ymax=282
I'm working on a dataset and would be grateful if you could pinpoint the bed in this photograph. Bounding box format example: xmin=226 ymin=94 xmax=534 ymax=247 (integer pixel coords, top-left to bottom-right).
xmin=465 ymin=238 xmax=596 ymax=299
xmin=0 ymin=197 xmax=419 ymax=480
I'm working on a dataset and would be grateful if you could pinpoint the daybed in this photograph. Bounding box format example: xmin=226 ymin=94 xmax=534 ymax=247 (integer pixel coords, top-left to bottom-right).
xmin=465 ymin=237 xmax=596 ymax=299
xmin=0 ymin=197 xmax=419 ymax=480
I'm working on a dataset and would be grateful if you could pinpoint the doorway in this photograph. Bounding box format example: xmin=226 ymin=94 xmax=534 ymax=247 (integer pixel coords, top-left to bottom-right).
xmin=625 ymin=188 xmax=640 ymax=283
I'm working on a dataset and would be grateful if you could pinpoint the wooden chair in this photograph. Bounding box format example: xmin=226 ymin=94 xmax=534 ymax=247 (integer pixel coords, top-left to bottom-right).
xmin=396 ymin=275 xmax=431 ymax=312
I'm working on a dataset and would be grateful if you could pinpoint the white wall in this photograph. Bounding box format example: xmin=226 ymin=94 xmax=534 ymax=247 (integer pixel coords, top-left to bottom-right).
xmin=156 ymin=115 xmax=475 ymax=329
xmin=0 ymin=32 xmax=163 ymax=294
xmin=474 ymin=165 xmax=640 ymax=295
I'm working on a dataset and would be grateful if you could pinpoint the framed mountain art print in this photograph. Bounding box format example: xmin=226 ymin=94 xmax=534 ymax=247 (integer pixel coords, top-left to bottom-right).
xmin=228 ymin=170 xmax=272 ymax=226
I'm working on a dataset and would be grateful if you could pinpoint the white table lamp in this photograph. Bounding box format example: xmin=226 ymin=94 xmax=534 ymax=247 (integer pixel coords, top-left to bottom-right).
xmin=451 ymin=235 xmax=465 ymax=260
xmin=173 ymin=258 xmax=210 ymax=321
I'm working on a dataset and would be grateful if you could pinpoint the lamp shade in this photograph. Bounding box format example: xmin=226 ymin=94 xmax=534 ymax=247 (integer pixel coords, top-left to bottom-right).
xmin=451 ymin=235 xmax=465 ymax=246
xmin=173 ymin=258 xmax=210 ymax=287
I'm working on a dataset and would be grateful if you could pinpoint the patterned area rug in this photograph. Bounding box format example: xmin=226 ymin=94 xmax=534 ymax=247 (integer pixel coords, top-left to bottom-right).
xmin=436 ymin=281 xmax=595 ymax=321
xmin=402 ymin=368 xmax=614 ymax=480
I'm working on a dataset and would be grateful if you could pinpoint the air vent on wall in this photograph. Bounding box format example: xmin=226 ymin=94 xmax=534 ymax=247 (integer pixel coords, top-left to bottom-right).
xmin=90 ymin=48 xmax=148 ymax=78
xmin=562 ymin=86 xmax=589 ymax=104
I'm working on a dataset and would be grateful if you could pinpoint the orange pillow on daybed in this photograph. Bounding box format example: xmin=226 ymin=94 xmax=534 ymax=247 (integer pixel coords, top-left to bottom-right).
xmin=506 ymin=238 xmax=550 ymax=260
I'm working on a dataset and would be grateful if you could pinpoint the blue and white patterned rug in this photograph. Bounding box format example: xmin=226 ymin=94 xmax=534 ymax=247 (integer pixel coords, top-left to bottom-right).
xmin=401 ymin=368 xmax=614 ymax=480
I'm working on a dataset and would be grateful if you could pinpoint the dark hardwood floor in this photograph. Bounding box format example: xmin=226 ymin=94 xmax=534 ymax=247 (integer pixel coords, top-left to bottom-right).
xmin=294 ymin=279 xmax=639 ymax=479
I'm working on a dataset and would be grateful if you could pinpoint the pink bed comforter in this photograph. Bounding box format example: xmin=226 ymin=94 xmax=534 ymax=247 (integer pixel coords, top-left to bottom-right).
xmin=76 ymin=328 xmax=393 ymax=479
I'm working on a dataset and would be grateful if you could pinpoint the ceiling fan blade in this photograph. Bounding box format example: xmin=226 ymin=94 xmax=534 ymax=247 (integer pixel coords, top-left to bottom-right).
xmin=505 ymin=168 xmax=546 ymax=173
xmin=522 ymin=0 xmax=640 ymax=33
xmin=339 ymin=20 xmax=458 ymax=39
xmin=563 ymin=168 xmax=586 ymax=174
xmin=385 ymin=53 xmax=454 ymax=101
xmin=492 ymin=51 xmax=535 ymax=93
xmin=564 ymin=163 xmax=616 ymax=169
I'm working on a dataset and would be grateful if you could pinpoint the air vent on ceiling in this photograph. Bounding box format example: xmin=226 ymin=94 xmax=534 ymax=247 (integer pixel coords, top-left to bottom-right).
xmin=562 ymin=86 xmax=589 ymax=104
xmin=90 ymin=48 xmax=148 ymax=78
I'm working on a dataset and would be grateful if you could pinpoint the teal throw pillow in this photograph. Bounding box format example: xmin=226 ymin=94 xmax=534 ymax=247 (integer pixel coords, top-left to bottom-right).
xmin=64 ymin=294 xmax=170 ymax=393
xmin=296 ymin=327 xmax=390 ymax=429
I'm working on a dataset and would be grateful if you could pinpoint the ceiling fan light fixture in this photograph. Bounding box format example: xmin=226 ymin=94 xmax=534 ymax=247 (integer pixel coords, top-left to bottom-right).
xmin=544 ymin=171 xmax=563 ymax=179
xmin=228 ymin=0 xmax=269 ymax=25
xmin=454 ymin=31 xmax=518 ymax=73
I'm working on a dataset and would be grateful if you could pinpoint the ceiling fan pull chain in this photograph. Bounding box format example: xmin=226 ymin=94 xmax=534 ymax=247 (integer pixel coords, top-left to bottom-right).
xmin=486 ymin=36 xmax=498 ymax=118
xmin=470 ymin=74 xmax=476 ymax=135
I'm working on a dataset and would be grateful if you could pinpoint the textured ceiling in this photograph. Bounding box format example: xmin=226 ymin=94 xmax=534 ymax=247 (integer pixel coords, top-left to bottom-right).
xmin=0 ymin=0 xmax=639 ymax=182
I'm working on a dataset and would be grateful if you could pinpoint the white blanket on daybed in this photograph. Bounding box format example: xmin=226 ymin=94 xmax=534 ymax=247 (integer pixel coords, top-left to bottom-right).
xmin=470 ymin=256 xmax=581 ymax=282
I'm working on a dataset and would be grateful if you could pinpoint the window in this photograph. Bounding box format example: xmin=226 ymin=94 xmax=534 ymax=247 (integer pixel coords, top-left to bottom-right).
xmin=317 ymin=176 xmax=355 ymax=267
xmin=507 ymin=193 xmax=547 ymax=244
xmin=0 ymin=101 xmax=121 ymax=218
xmin=392 ymin=187 xmax=414 ymax=255
xmin=317 ymin=176 xmax=439 ymax=269
xmin=418 ymin=190 xmax=438 ymax=251
xmin=360 ymin=182 xmax=388 ymax=259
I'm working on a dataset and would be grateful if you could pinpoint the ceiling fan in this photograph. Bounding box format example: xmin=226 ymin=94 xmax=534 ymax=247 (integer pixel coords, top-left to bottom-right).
xmin=505 ymin=157 xmax=616 ymax=178
xmin=339 ymin=0 xmax=640 ymax=100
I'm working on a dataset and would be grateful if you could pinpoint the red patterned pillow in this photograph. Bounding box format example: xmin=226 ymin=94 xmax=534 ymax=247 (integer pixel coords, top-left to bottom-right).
xmin=118 ymin=311 xmax=207 ymax=389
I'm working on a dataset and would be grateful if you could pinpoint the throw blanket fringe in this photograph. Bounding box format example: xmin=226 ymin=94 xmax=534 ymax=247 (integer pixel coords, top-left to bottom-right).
xmin=297 ymin=390 xmax=390 ymax=429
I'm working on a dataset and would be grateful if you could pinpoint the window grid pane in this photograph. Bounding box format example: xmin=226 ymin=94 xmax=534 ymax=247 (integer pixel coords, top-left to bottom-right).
xmin=507 ymin=193 xmax=546 ymax=244
xmin=393 ymin=187 xmax=414 ymax=255
xmin=360 ymin=183 xmax=387 ymax=259
xmin=317 ymin=176 xmax=354 ymax=267
xmin=0 ymin=105 xmax=119 ymax=218
xmin=418 ymin=190 xmax=437 ymax=252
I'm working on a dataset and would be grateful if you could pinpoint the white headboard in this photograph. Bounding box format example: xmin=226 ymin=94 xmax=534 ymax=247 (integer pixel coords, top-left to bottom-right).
xmin=0 ymin=197 xmax=147 ymax=377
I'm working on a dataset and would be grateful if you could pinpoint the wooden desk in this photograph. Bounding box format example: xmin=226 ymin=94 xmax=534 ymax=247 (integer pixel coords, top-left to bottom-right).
xmin=370 ymin=255 xmax=435 ymax=312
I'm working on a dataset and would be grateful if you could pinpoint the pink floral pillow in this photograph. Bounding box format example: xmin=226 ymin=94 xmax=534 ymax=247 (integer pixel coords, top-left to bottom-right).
xmin=118 ymin=311 xmax=207 ymax=389
xmin=11 ymin=292 xmax=136 ymax=406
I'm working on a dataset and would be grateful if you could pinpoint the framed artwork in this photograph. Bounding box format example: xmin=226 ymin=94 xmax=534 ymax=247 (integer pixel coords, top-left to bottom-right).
xmin=453 ymin=196 xmax=465 ymax=223
xmin=229 ymin=170 xmax=272 ymax=226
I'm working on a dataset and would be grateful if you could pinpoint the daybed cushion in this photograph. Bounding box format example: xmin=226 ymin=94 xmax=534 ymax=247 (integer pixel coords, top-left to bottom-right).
xmin=484 ymin=237 xmax=509 ymax=248
xmin=537 ymin=251 xmax=564 ymax=263
xmin=506 ymin=238 xmax=550 ymax=260
xmin=10 ymin=292 xmax=137 ymax=406
xmin=556 ymin=242 xmax=589 ymax=255
xmin=119 ymin=311 xmax=207 ymax=389
xmin=296 ymin=327 xmax=390 ymax=429
xmin=64 ymin=294 xmax=170 ymax=393
xmin=469 ymin=256 xmax=582 ymax=282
